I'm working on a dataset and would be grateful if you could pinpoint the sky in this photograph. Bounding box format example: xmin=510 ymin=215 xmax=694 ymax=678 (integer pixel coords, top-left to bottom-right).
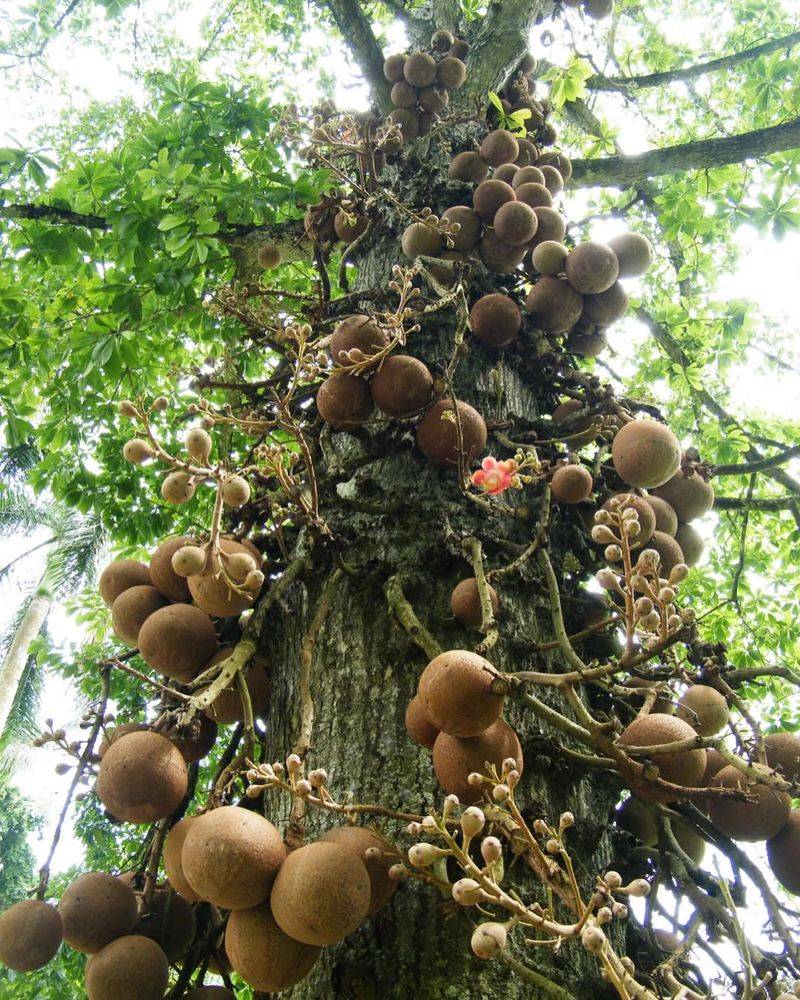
xmin=1 ymin=0 xmax=799 ymax=984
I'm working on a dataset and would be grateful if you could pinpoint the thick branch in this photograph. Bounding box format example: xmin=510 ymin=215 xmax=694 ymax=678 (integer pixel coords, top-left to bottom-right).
xmin=1 ymin=202 xmax=110 ymax=230
xmin=713 ymin=445 xmax=800 ymax=476
xmin=570 ymin=118 xmax=800 ymax=189
xmin=714 ymin=495 xmax=799 ymax=512
xmin=587 ymin=30 xmax=800 ymax=91
xmin=322 ymin=0 xmax=391 ymax=110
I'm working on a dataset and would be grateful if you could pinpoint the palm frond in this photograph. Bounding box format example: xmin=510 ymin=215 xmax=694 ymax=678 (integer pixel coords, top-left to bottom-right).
xmin=0 ymin=442 xmax=39 ymax=481
xmin=43 ymin=507 xmax=105 ymax=600
xmin=0 ymin=487 xmax=46 ymax=537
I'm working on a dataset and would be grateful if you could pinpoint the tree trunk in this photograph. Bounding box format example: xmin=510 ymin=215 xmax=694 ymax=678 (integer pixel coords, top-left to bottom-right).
xmin=252 ymin=120 xmax=622 ymax=999
xmin=0 ymin=587 xmax=50 ymax=737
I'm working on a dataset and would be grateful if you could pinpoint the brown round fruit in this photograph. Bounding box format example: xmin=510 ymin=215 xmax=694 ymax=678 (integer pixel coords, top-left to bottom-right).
xmin=201 ymin=653 xmax=269 ymax=724
xmin=404 ymin=51 xmax=437 ymax=88
xmin=187 ymin=538 xmax=261 ymax=617
xmin=402 ymin=221 xmax=443 ymax=259
xmin=538 ymin=151 xmax=573 ymax=181
xmin=651 ymin=470 xmax=714 ymax=522
xmin=99 ymin=560 xmax=151 ymax=606
xmin=370 ymin=355 xmax=433 ymax=417
xmin=390 ymin=80 xmax=417 ymax=109
xmin=601 ymin=493 xmax=656 ymax=548
xmin=674 ymin=522 xmax=704 ymax=567
xmin=448 ymin=152 xmax=489 ymax=184
xmin=225 ymin=899 xmax=321 ymax=992
xmin=450 ymin=577 xmax=500 ymax=628
xmin=388 ymin=108 xmax=419 ymax=141
xmin=764 ymin=732 xmax=800 ymax=783
xmin=419 ymin=85 xmax=449 ymax=114
xmin=607 ymin=232 xmax=654 ymax=278
xmin=182 ymin=806 xmax=286 ymax=910
xmin=96 ymin=730 xmax=189 ymax=824
xmin=676 ymin=685 xmax=729 ymax=737
xmin=493 ymin=163 xmax=518 ymax=185
xmin=514 ymin=182 xmax=552 ymax=209
xmin=565 ymin=242 xmax=619 ymax=295
xmin=437 ymin=55 xmax=467 ymax=89
xmin=493 ymin=201 xmax=537 ymax=246
xmin=512 ymin=165 xmax=545 ymax=188
xmin=432 ymin=718 xmax=522 ymax=804
xmin=137 ymin=604 xmax=218 ymax=682
xmin=581 ymin=281 xmax=629 ymax=325
xmin=85 ymin=935 xmax=168 ymax=1000
xmin=110 ymin=585 xmax=168 ymax=646
xmin=532 ymin=240 xmax=568 ymax=275
xmin=647 ymin=531 xmax=685 ymax=577
xmin=480 ymin=129 xmax=519 ymax=167
xmin=316 ymin=374 xmax=373 ymax=430
xmin=98 ymin=722 xmax=149 ymax=758
xmin=134 ymin=888 xmax=196 ymax=962
xmin=58 ymin=873 xmax=138 ymax=954
xmin=441 ymin=206 xmax=482 ymax=251
xmin=703 ymin=748 xmax=728 ymax=784
xmin=163 ymin=817 xmax=202 ymax=902
xmin=526 ymin=276 xmax=583 ymax=335
xmin=529 ymin=206 xmax=567 ymax=246
xmin=170 ymin=715 xmax=218 ymax=763
xmin=612 ymin=420 xmax=681 ymax=489
xmin=479 ymin=230 xmax=526 ymax=274
xmin=405 ymin=695 xmax=440 ymax=749
xmin=320 ymin=826 xmax=398 ymax=915
xmin=566 ymin=329 xmax=607 ymax=358
xmin=469 ymin=293 xmax=521 ymax=348
xmin=644 ymin=495 xmax=678 ymax=536
xmin=149 ymin=536 xmax=192 ymax=602
xmin=767 ymin=809 xmax=800 ymax=894
xmin=334 ymin=209 xmax=369 ymax=243
xmin=383 ymin=53 xmax=406 ymax=82
xmin=270 ymin=841 xmax=371 ymax=946
xmin=257 ymin=244 xmax=281 ymax=269
xmin=539 ymin=164 xmax=564 ymax=195
xmin=616 ymin=796 xmax=657 ymax=846
xmin=0 ymin=900 xmax=62 ymax=972
xmin=330 ymin=314 xmax=387 ymax=369
xmin=473 ymin=179 xmax=516 ymax=224
xmin=418 ymin=649 xmax=503 ymax=737
xmin=551 ymin=465 xmax=593 ymax=504
xmin=415 ymin=399 xmax=487 ymax=468
xmin=618 ymin=714 xmax=706 ymax=803
xmin=513 ymin=136 xmax=537 ymax=167
xmin=708 ymin=764 xmax=790 ymax=842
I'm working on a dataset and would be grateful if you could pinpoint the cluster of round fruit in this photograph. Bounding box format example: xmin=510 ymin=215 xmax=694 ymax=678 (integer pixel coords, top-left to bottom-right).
xmin=405 ymin=650 xmax=523 ymax=805
xmin=0 ymin=869 xmax=228 ymax=999
xmin=491 ymin=52 xmax=557 ymax=147
xmin=162 ymin=802 xmax=397 ymax=992
xmin=614 ymin=692 xmax=800 ymax=893
xmin=384 ymin=31 xmax=469 ymax=144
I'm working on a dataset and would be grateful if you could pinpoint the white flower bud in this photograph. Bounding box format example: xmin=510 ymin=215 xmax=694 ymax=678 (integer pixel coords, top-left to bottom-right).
xmin=597 ymin=906 xmax=613 ymax=925
xmin=443 ymin=794 xmax=460 ymax=812
xmin=634 ymin=596 xmax=653 ymax=617
xmin=468 ymin=772 xmax=484 ymax=787
xmin=286 ymin=753 xmax=303 ymax=774
xmin=408 ymin=843 xmax=440 ymax=867
xmin=658 ymin=587 xmax=676 ymax=603
xmin=308 ymin=768 xmax=328 ymax=787
xmin=492 ymin=783 xmax=510 ymax=802
xmin=460 ymin=806 xmax=485 ymax=838
xmin=667 ymin=614 xmax=682 ymax=631
xmin=481 ymin=836 xmax=502 ymax=863
xmin=581 ymin=925 xmax=606 ymax=954
xmin=533 ymin=819 xmax=549 ymax=835
xmin=604 ymin=544 xmax=622 ymax=562
xmin=594 ymin=510 xmax=614 ymax=525
xmin=624 ymin=519 xmax=641 ymax=537
xmin=640 ymin=611 xmax=661 ymax=631
xmin=669 ymin=563 xmax=689 ymax=584
xmin=295 ymin=779 xmax=312 ymax=796
xmin=388 ymin=864 xmax=409 ymax=881
xmin=626 ymin=878 xmax=651 ymax=897
xmin=421 ymin=815 xmax=438 ymax=832
xmin=560 ymin=811 xmax=574 ymax=830
xmin=546 ymin=838 xmax=560 ymax=854
xmin=604 ymin=870 xmax=622 ymax=889
xmin=596 ymin=569 xmax=620 ymax=591
xmin=452 ymin=877 xmax=484 ymax=906
xmin=471 ymin=922 xmax=507 ymax=959
xmin=637 ymin=549 xmax=660 ymax=570
xmin=613 ymin=902 xmax=628 ymax=920
xmin=681 ymin=608 xmax=696 ymax=622
xmin=406 ymin=822 xmax=421 ymax=837
xmin=591 ymin=525 xmax=617 ymax=544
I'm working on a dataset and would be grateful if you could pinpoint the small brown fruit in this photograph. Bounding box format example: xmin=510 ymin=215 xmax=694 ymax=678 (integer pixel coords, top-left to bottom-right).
xmin=401 ymin=221 xmax=443 ymax=258
xmin=479 ymin=230 xmax=526 ymax=273
xmin=270 ymin=841 xmax=371 ymax=945
xmin=441 ymin=205 xmax=483 ymax=251
xmin=582 ymin=281 xmax=629 ymax=325
xmin=110 ymin=585 xmax=168 ymax=646
xmin=469 ymin=293 xmax=521 ymax=347
xmin=526 ymin=276 xmax=583 ymax=335
xmin=0 ymin=900 xmax=62 ymax=971
xmin=532 ymin=240 xmax=568 ymax=275
xmin=58 ymin=873 xmax=138 ymax=954
xmin=370 ymin=355 xmax=433 ymax=417
xmin=493 ymin=200 xmax=538 ymax=246
xmin=529 ymin=206 xmax=567 ymax=246
xmin=416 ymin=399 xmax=487 ymax=468
xmin=404 ymin=51 xmax=437 ymax=87
xmin=334 ymin=209 xmax=369 ymax=242
xmin=137 ymin=604 xmax=218 ymax=682
xmin=676 ymin=685 xmax=729 ymax=737
xmin=96 ymin=730 xmax=189 ymax=823
xmin=431 ymin=29 xmax=454 ymax=51
xmin=538 ymin=150 xmax=573 ymax=181
xmin=149 ymin=536 xmax=192 ymax=602
xmin=225 ymin=900 xmax=321 ymax=991
xmin=432 ymin=718 xmax=522 ymax=803
xmin=709 ymin=764 xmax=790 ymax=842
xmin=448 ymin=152 xmax=489 ymax=184
xmin=220 ymin=474 xmax=251 ymax=508
xmin=514 ymin=181 xmax=552 ymax=209
xmin=450 ymin=577 xmax=500 ymax=628
xmin=99 ymin=560 xmax=151 ymax=606
xmin=449 ymin=39 xmax=470 ymax=60
xmin=512 ymin=165 xmax=546 ymax=188
xmin=437 ymin=55 xmax=467 ymax=89
xmin=767 ymin=809 xmax=800 ymax=893
xmin=651 ymin=469 xmax=714 ymax=522
xmin=618 ymin=714 xmax=706 ymax=802
xmin=405 ymin=695 xmax=440 ymax=749
xmin=612 ymin=420 xmax=681 ymax=489
xmin=565 ymin=242 xmax=619 ymax=294
xmin=473 ymin=179 xmax=516 ymax=224
xmin=122 ymin=438 xmax=153 ymax=464
xmin=418 ymin=649 xmax=503 ymax=737
xmin=163 ymin=817 xmax=203 ymax=902
xmin=85 ymin=935 xmax=168 ymax=1000
xmin=607 ymin=231 xmax=654 ymax=278
xmin=644 ymin=495 xmax=678 ymax=536
xmin=493 ymin=163 xmax=519 ymax=185
xmin=674 ymin=522 xmax=704 ymax=566
xmin=552 ymin=399 xmax=596 ymax=447
xmin=257 ymin=243 xmax=281 ymax=269
xmin=161 ymin=471 xmax=195 ymax=505
xmin=551 ymin=465 xmax=593 ymax=503
xmin=480 ymin=129 xmax=519 ymax=166
xmin=320 ymin=826 xmax=398 ymax=915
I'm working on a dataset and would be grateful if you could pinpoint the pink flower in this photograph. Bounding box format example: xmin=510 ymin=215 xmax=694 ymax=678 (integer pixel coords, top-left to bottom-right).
xmin=471 ymin=456 xmax=518 ymax=495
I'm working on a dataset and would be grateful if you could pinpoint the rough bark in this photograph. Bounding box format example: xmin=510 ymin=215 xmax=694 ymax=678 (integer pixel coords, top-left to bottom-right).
xmin=0 ymin=590 xmax=50 ymax=736
xmin=250 ymin=113 xmax=623 ymax=999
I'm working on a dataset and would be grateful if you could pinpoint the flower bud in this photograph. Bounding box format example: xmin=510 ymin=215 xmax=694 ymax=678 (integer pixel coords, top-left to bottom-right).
xmin=604 ymin=544 xmax=622 ymax=562
xmin=597 ymin=906 xmax=613 ymax=925
xmin=119 ymin=400 xmax=139 ymax=418
xmin=471 ymin=922 xmax=507 ymax=960
xmin=669 ymin=563 xmax=689 ymax=584
xmin=244 ymin=569 xmax=265 ymax=592
xmin=460 ymin=806 xmax=485 ymax=839
xmin=640 ymin=611 xmax=661 ymax=631
xmin=657 ymin=587 xmax=675 ymax=604
xmin=546 ymin=838 xmax=560 ymax=854
xmin=408 ymin=843 xmax=440 ymax=868
xmin=626 ymin=878 xmax=650 ymax=897
xmin=295 ymin=779 xmax=312 ymax=796
xmin=492 ymin=783 xmax=510 ymax=802
xmin=388 ymin=864 xmax=409 ymax=881
xmin=467 ymin=772 xmax=484 ymax=787
xmin=594 ymin=510 xmax=614 ymax=525
xmin=122 ymin=438 xmax=154 ymax=464
xmin=421 ymin=815 xmax=437 ymax=832
xmin=637 ymin=549 xmax=660 ymax=570
xmin=624 ymin=519 xmax=641 ymax=537
xmin=559 ymin=811 xmax=574 ymax=830
xmin=613 ymin=902 xmax=628 ymax=920
xmin=581 ymin=925 xmax=606 ymax=954
xmin=591 ymin=525 xmax=617 ymax=544
xmin=634 ymin=596 xmax=653 ymax=617
xmin=596 ymin=569 xmax=620 ymax=591
xmin=533 ymin=819 xmax=549 ymax=835
xmin=681 ymin=608 xmax=696 ymax=623
xmin=604 ymin=870 xmax=622 ymax=889
xmin=452 ymin=878 xmax=484 ymax=906
xmin=308 ymin=768 xmax=328 ymax=787
xmin=481 ymin=836 xmax=502 ymax=863
xmin=667 ymin=614 xmax=682 ymax=631
xmin=153 ymin=396 xmax=168 ymax=411
xmin=406 ymin=822 xmax=421 ymax=837
xmin=286 ymin=753 xmax=303 ymax=774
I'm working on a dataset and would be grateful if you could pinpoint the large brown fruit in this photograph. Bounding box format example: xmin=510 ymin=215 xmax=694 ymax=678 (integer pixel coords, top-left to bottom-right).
xmin=134 ymin=888 xmax=195 ymax=961
xmin=58 ymin=872 xmax=138 ymax=954
xmin=320 ymin=826 xmax=398 ymax=915
xmin=111 ymin=585 xmax=168 ymax=646
xmin=370 ymin=355 xmax=433 ymax=417
xmin=170 ymin=714 xmax=217 ymax=763
xmin=480 ymin=129 xmax=519 ymax=166
xmin=316 ymin=374 xmax=373 ymax=431
xmin=703 ymin=748 xmax=727 ymax=784
xmin=644 ymin=495 xmax=678 ymax=536
xmin=187 ymin=538 xmax=261 ymax=617
xmin=674 ymin=522 xmax=704 ymax=567
xmin=149 ymin=536 xmax=192 ymax=602
xmin=401 ymin=221 xmax=443 ymax=259
xmin=99 ymin=560 xmax=151 ymax=606
xmin=450 ymin=577 xmax=499 ymax=628
xmin=334 ymin=209 xmax=369 ymax=242
xmin=441 ymin=205 xmax=483 ymax=251
xmin=469 ymin=293 xmax=521 ymax=348
xmin=448 ymin=152 xmax=489 ymax=184
xmin=764 ymin=732 xmax=800 ymax=783
xmin=551 ymin=465 xmax=593 ymax=503
xmin=651 ymin=470 xmax=714 ymax=522
xmin=405 ymin=695 xmax=439 ymax=749
xmin=137 ymin=604 xmax=218 ymax=682
xmin=565 ymin=242 xmax=619 ymax=294
xmin=767 ymin=809 xmax=800 ymax=894
xmin=182 ymin=806 xmax=286 ymax=910
xmin=708 ymin=764 xmax=790 ymax=842
xmin=416 ymin=399 xmax=487 ymax=468
xmin=403 ymin=51 xmax=437 ymax=87
xmin=618 ymin=714 xmax=706 ymax=802
xmin=225 ymin=900 xmax=321 ymax=992
xmin=513 ymin=136 xmax=537 ymax=167
xmin=432 ymin=718 xmax=523 ymax=804
xmin=539 ymin=164 xmax=564 ymax=195
xmin=437 ymin=55 xmax=467 ymax=89
xmin=96 ymin=730 xmax=189 ymax=824
xmin=648 ymin=531 xmax=685 ymax=577
xmin=473 ymin=179 xmax=516 ymax=224
xmin=514 ymin=182 xmax=552 ymax=209
xmin=538 ymin=150 xmax=573 ymax=182
xmin=98 ymin=721 xmax=150 ymax=758
xmin=383 ymin=53 xmax=406 ymax=82
xmin=390 ymin=80 xmax=417 ymax=108
xmin=529 ymin=206 xmax=567 ymax=246
xmin=271 ymin=841 xmax=371 ymax=945
xmin=612 ymin=420 xmax=681 ymax=489
xmin=607 ymin=232 xmax=654 ymax=278
xmin=493 ymin=201 xmax=538 ymax=246
xmin=601 ymin=494 xmax=656 ymax=548
xmin=418 ymin=649 xmax=503 ymax=737
xmin=0 ymin=900 xmax=62 ymax=971
xmin=330 ymin=315 xmax=388 ymax=368
xmin=163 ymin=817 xmax=202 ymax=902
xmin=531 ymin=240 xmax=568 ymax=276
xmin=676 ymin=685 xmax=729 ymax=737
xmin=493 ymin=163 xmax=519 ymax=185
xmin=479 ymin=230 xmax=526 ymax=274
xmin=526 ymin=276 xmax=583 ymax=335
xmin=85 ymin=935 xmax=168 ymax=1000
xmin=201 ymin=653 xmax=269 ymax=723
xmin=419 ymin=85 xmax=449 ymax=114
xmin=582 ymin=281 xmax=629 ymax=325
xmin=512 ymin=165 xmax=545 ymax=188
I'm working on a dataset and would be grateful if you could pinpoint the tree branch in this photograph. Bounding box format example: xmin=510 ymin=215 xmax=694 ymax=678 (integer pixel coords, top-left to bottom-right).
xmin=587 ymin=30 xmax=800 ymax=91
xmin=569 ymin=118 xmax=800 ymax=189
xmin=0 ymin=202 xmax=110 ymax=230
xmin=713 ymin=495 xmax=799 ymax=512
xmin=713 ymin=444 xmax=800 ymax=476
xmin=321 ymin=0 xmax=391 ymax=110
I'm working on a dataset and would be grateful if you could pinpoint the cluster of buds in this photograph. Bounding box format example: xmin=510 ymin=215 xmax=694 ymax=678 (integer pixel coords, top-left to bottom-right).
xmin=245 ymin=755 xmax=331 ymax=805
xmin=468 ymin=755 xmax=521 ymax=802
